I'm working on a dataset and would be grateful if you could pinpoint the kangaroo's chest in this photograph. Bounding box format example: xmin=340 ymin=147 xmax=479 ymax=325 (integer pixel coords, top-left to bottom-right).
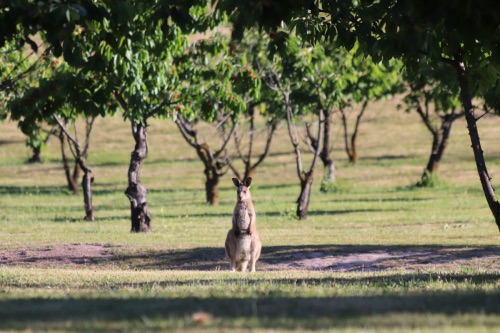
xmin=234 ymin=203 xmax=251 ymax=229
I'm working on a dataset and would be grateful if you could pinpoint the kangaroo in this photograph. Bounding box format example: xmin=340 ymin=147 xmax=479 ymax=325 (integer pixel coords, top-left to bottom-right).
xmin=225 ymin=177 xmax=262 ymax=272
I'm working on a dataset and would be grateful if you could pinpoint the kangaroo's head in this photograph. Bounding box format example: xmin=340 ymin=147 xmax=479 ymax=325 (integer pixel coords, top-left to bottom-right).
xmin=232 ymin=177 xmax=252 ymax=202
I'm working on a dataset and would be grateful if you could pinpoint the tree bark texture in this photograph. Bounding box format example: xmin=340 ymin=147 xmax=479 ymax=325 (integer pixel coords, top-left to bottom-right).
xmin=205 ymin=168 xmax=221 ymax=206
xmin=125 ymin=123 xmax=152 ymax=232
xmin=341 ymin=101 xmax=368 ymax=164
xmin=297 ymin=173 xmax=314 ymax=219
xmin=420 ymin=114 xmax=454 ymax=182
xmin=320 ymin=109 xmax=336 ymax=186
xmin=79 ymin=161 xmax=94 ymax=221
xmin=284 ymin=91 xmax=323 ymax=220
xmin=59 ymin=131 xmax=79 ymax=194
xmin=28 ymin=146 xmax=42 ymax=163
xmin=196 ymin=144 xmax=221 ymax=206
xmin=175 ymin=115 xmax=235 ymax=207
xmin=454 ymin=54 xmax=500 ymax=231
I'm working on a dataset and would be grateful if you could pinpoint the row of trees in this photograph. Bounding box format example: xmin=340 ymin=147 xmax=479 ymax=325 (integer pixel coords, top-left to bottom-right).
xmin=1 ymin=1 xmax=499 ymax=231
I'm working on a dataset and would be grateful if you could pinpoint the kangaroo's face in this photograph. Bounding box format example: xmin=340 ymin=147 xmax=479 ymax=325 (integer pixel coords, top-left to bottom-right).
xmin=237 ymin=185 xmax=251 ymax=202
xmin=233 ymin=177 xmax=252 ymax=202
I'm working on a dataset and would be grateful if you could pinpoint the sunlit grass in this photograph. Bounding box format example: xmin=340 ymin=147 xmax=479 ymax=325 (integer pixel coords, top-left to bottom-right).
xmin=0 ymin=99 xmax=499 ymax=331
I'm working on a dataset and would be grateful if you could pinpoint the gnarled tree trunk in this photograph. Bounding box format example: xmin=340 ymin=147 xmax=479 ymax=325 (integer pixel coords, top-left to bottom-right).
xmin=125 ymin=122 xmax=152 ymax=233
xmin=319 ymin=109 xmax=336 ymax=190
xmin=28 ymin=146 xmax=42 ymax=163
xmin=195 ymin=144 xmax=223 ymax=206
xmin=175 ymin=114 xmax=235 ymax=206
xmin=419 ymin=114 xmax=455 ymax=184
xmin=204 ymin=165 xmax=221 ymax=206
xmin=54 ymin=115 xmax=96 ymax=221
xmin=79 ymin=161 xmax=94 ymax=221
xmin=340 ymin=100 xmax=368 ymax=164
xmin=305 ymin=108 xmax=336 ymax=192
xmin=283 ymin=91 xmax=323 ymax=220
xmin=454 ymin=53 xmax=500 ymax=231
xmin=297 ymin=173 xmax=314 ymax=219
xmin=59 ymin=130 xmax=79 ymax=194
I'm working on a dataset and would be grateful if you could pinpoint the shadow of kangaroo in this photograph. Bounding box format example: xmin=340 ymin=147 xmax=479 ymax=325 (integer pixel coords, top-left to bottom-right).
xmin=225 ymin=177 xmax=262 ymax=272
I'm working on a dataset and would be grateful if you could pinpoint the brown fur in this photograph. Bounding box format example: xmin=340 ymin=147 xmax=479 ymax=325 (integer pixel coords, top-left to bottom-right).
xmin=225 ymin=177 xmax=262 ymax=272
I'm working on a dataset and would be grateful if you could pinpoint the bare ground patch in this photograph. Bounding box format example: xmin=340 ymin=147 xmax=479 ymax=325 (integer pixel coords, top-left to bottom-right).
xmin=265 ymin=246 xmax=500 ymax=272
xmin=0 ymin=244 xmax=115 ymax=267
xmin=0 ymin=244 xmax=498 ymax=272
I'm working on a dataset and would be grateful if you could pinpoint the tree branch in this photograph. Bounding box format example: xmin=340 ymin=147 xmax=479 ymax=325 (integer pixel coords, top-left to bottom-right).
xmin=309 ymin=109 xmax=324 ymax=173
xmin=233 ymin=127 xmax=248 ymax=164
xmin=82 ymin=116 xmax=96 ymax=158
xmin=53 ymin=115 xmax=79 ymax=149
xmin=114 ymin=91 xmax=128 ymax=111
xmin=285 ymin=93 xmax=304 ymax=179
xmin=351 ymin=100 xmax=369 ymax=147
xmin=175 ymin=114 xmax=198 ymax=148
xmin=414 ymin=98 xmax=435 ymax=134
xmin=214 ymin=117 xmax=237 ymax=158
xmin=251 ymin=122 xmax=276 ymax=171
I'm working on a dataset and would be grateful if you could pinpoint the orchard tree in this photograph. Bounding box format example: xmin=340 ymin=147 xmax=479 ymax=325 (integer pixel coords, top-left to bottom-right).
xmin=3 ymin=0 xmax=224 ymax=231
xmin=292 ymin=40 xmax=341 ymax=190
xmin=217 ymin=0 xmax=500 ymax=231
xmin=45 ymin=0 xmax=219 ymax=232
xmin=263 ymin=33 xmax=324 ymax=220
xmin=0 ymin=32 xmax=52 ymax=163
xmin=344 ymin=0 xmax=500 ymax=230
xmin=174 ymin=34 xmax=256 ymax=206
xmin=175 ymin=112 xmax=236 ymax=206
xmin=224 ymin=30 xmax=277 ymax=181
xmin=337 ymin=49 xmax=403 ymax=165
xmin=8 ymin=64 xmax=113 ymax=221
xmin=230 ymin=104 xmax=277 ymax=181
xmin=402 ymin=61 xmax=463 ymax=186
xmin=0 ymin=34 xmax=83 ymax=192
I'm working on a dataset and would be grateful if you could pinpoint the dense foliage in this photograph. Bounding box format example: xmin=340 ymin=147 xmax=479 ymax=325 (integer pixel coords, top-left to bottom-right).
xmin=1 ymin=0 xmax=499 ymax=230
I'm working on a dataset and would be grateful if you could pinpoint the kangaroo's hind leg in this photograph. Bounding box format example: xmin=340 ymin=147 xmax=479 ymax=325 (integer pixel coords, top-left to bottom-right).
xmin=239 ymin=260 xmax=249 ymax=272
xmin=250 ymin=241 xmax=262 ymax=272
xmin=229 ymin=259 xmax=237 ymax=272
xmin=250 ymin=257 xmax=258 ymax=272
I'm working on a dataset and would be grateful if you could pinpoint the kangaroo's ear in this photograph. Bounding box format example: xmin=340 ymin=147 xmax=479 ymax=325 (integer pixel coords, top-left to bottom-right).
xmin=244 ymin=177 xmax=252 ymax=188
xmin=232 ymin=178 xmax=241 ymax=187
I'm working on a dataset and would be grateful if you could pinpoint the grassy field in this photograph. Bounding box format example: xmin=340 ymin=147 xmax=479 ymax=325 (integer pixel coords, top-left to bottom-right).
xmin=0 ymin=99 xmax=499 ymax=332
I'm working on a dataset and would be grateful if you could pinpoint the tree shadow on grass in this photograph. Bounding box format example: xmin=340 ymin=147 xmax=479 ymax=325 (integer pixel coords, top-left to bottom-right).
xmin=0 ymin=185 xmax=68 ymax=195
xmin=2 ymin=244 xmax=499 ymax=272
xmin=0 ymin=290 xmax=499 ymax=331
xmin=111 ymin=244 xmax=500 ymax=272
xmin=360 ymin=153 xmax=417 ymax=162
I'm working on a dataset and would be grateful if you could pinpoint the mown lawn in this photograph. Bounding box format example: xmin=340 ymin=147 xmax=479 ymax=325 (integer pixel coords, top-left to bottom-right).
xmin=0 ymin=99 xmax=499 ymax=332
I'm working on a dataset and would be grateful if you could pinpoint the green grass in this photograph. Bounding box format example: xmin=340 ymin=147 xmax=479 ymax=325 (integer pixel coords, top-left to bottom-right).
xmin=0 ymin=99 xmax=499 ymax=331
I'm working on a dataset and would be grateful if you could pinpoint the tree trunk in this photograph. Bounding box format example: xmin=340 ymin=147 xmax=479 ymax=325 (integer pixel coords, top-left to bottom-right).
xmin=28 ymin=146 xmax=42 ymax=163
xmin=420 ymin=115 xmax=455 ymax=183
xmin=349 ymin=146 xmax=358 ymax=164
xmin=341 ymin=110 xmax=357 ymax=164
xmin=72 ymin=161 xmax=80 ymax=189
xmin=320 ymin=109 xmax=336 ymax=186
xmin=125 ymin=123 xmax=152 ymax=233
xmin=297 ymin=173 xmax=314 ymax=220
xmin=454 ymin=54 xmax=500 ymax=231
xmin=59 ymin=131 xmax=79 ymax=194
xmin=244 ymin=167 xmax=255 ymax=181
xmin=205 ymin=168 xmax=220 ymax=206
xmin=79 ymin=162 xmax=94 ymax=221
